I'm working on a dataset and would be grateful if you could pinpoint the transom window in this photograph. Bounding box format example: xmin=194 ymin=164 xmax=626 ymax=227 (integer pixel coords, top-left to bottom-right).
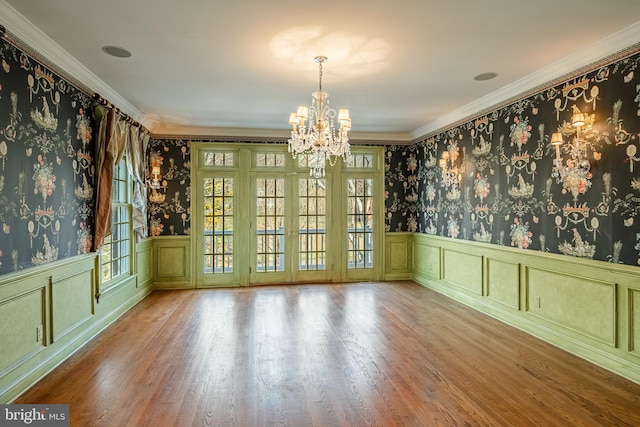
xmin=345 ymin=154 xmax=374 ymax=168
xmin=256 ymin=152 xmax=286 ymax=167
xmin=203 ymin=151 xmax=234 ymax=167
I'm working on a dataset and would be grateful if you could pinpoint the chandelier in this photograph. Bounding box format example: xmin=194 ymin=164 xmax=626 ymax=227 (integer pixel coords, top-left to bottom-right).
xmin=288 ymin=56 xmax=351 ymax=178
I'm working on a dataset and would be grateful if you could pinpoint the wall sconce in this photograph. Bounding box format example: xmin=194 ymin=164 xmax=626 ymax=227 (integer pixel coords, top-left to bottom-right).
xmin=550 ymin=131 xmax=564 ymax=165
xmin=551 ymin=106 xmax=597 ymax=201
xmin=439 ymin=148 xmax=463 ymax=188
xmin=150 ymin=163 xmax=161 ymax=190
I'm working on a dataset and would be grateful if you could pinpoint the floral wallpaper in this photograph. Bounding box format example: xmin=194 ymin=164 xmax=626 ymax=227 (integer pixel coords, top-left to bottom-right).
xmin=5 ymin=33 xmax=636 ymax=275
xmin=0 ymin=38 xmax=95 ymax=275
xmin=385 ymin=50 xmax=640 ymax=267
xmin=147 ymin=138 xmax=191 ymax=236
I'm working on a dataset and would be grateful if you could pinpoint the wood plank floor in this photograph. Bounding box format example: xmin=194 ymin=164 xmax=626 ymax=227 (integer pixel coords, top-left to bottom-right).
xmin=14 ymin=281 xmax=640 ymax=426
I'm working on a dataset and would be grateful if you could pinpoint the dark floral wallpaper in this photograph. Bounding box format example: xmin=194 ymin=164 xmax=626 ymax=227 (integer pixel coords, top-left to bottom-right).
xmin=147 ymin=138 xmax=191 ymax=236
xmin=385 ymin=50 xmax=640 ymax=267
xmin=5 ymin=33 xmax=634 ymax=274
xmin=0 ymin=38 xmax=95 ymax=275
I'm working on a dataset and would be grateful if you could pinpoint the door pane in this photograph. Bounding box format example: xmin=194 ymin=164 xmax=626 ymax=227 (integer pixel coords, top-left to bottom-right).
xmin=347 ymin=178 xmax=373 ymax=269
xmin=298 ymin=178 xmax=326 ymax=271
xmin=256 ymin=178 xmax=285 ymax=272
xmin=203 ymin=177 xmax=233 ymax=273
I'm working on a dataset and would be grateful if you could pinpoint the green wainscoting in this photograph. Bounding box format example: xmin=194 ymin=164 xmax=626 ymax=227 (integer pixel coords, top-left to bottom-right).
xmin=631 ymin=289 xmax=640 ymax=357
xmin=384 ymin=232 xmax=413 ymax=280
xmin=153 ymin=236 xmax=192 ymax=289
xmin=442 ymin=247 xmax=483 ymax=296
xmin=0 ymin=239 xmax=153 ymax=403
xmin=411 ymin=233 xmax=640 ymax=384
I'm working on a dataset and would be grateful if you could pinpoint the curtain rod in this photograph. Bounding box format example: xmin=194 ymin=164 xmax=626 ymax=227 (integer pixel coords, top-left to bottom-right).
xmin=92 ymin=93 xmax=149 ymax=134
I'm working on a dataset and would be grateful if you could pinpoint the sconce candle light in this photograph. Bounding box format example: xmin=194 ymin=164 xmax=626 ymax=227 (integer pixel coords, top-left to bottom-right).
xmin=439 ymin=145 xmax=464 ymax=189
xmin=150 ymin=163 xmax=161 ymax=189
xmin=551 ymin=106 xmax=597 ymax=200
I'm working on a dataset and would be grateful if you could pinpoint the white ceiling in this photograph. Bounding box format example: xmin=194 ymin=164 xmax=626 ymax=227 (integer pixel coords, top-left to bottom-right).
xmin=2 ymin=0 xmax=640 ymax=142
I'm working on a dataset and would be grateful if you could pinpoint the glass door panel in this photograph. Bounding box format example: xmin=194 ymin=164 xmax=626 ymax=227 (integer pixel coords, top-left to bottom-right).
xmin=345 ymin=177 xmax=376 ymax=280
xmin=204 ymin=177 xmax=234 ymax=273
xmin=197 ymin=174 xmax=238 ymax=287
xmin=252 ymin=176 xmax=287 ymax=283
xmin=294 ymin=177 xmax=329 ymax=282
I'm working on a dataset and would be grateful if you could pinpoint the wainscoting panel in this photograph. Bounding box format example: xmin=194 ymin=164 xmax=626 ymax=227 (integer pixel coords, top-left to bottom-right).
xmin=0 ymin=286 xmax=46 ymax=376
xmin=52 ymin=268 xmax=94 ymax=343
xmin=136 ymin=239 xmax=153 ymax=288
xmin=526 ymin=266 xmax=616 ymax=346
xmin=384 ymin=232 xmax=413 ymax=280
xmin=153 ymin=236 xmax=192 ymax=288
xmin=411 ymin=233 xmax=640 ymax=384
xmin=486 ymin=258 xmax=520 ymax=310
xmin=631 ymin=289 xmax=640 ymax=356
xmin=412 ymin=240 xmax=441 ymax=280
xmin=442 ymin=249 xmax=483 ymax=296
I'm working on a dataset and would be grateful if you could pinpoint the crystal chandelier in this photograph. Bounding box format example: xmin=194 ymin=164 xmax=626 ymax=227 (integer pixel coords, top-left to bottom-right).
xmin=288 ymin=56 xmax=351 ymax=178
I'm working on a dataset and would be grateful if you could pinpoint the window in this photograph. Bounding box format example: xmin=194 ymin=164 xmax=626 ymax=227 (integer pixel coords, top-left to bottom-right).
xmin=101 ymin=159 xmax=131 ymax=282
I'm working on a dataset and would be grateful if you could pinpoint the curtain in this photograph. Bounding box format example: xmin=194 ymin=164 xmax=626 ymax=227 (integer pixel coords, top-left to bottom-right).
xmin=93 ymin=105 xmax=126 ymax=251
xmin=126 ymin=125 xmax=150 ymax=241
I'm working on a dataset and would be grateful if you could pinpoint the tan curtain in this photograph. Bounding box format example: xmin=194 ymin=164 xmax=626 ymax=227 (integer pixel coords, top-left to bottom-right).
xmin=93 ymin=106 xmax=126 ymax=250
xmin=126 ymin=126 xmax=150 ymax=241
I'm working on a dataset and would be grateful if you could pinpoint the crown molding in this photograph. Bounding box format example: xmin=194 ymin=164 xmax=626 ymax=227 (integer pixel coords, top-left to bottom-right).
xmin=150 ymin=124 xmax=291 ymax=140
xmin=150 ymin=122 xmax=413 ymax=145
xmin=410 ymin=21 xmax=640 ymax=141
xmin=0 ymin=0 xmax=145 ymax=123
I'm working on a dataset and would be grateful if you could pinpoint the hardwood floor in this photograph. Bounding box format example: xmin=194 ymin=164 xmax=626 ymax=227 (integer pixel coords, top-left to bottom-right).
xmin=14 ymin=281 xmax=640 ymax=426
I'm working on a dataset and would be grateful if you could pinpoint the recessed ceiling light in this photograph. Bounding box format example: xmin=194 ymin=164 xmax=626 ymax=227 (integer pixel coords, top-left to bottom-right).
xmin=474 ymin=72 xmax=498 ymax=81
xmin=102 ymin=46 xmax=132 ymax=58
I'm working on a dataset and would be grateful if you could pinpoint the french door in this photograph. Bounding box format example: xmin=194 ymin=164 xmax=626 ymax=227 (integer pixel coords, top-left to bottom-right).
xmin=250 ymin=172 xmax=331 ymax=284
xmin=193 ymin=145 xmax=382 ymax=287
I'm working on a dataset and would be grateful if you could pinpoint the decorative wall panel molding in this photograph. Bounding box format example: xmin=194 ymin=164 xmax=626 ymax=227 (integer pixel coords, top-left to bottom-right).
xmin=486 ymin=258 xmax=520 ymax=310
xmin=525 ymin=266 xmax=616 ymax=346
